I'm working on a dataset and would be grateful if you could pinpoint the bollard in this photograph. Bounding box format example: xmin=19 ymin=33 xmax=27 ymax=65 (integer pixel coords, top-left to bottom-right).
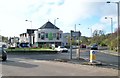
xmin=90 ymin=47 xmax=98 ymax=63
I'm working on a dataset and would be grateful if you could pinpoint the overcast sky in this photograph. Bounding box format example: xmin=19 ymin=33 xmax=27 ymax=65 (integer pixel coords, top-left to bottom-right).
xmin=0 ymin=0 xmax=119 ymax=37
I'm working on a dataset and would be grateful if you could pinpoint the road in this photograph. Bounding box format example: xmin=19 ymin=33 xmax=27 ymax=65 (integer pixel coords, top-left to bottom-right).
xmin=1 ymin=53 xmax=118 ymax=76
xmin=72 ymin=49 xmax=119 ymax=68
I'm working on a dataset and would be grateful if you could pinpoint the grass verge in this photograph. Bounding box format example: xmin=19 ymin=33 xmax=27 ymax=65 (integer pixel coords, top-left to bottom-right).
xmin=6 ymin=48 xmax=58 ymax=54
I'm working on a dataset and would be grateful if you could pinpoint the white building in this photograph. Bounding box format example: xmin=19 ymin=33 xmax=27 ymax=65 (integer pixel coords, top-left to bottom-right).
xmin=63 ymin=33 xmax=70 ymax=46
xmin=19 ymin=33 xmax=29 ymax=43
xmin=34 ymin=21 xmax=63 ymax=47
xmin=8 ymin=37 xmax=19 ymax=47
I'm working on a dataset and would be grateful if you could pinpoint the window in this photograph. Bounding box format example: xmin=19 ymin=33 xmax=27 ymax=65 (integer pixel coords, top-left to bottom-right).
xmin=46 ymin=33 xmax=48 ymax=38
xmin=53 ymin=33 xmax=56 ymax=38
xmin=41 ymin=32 xmax=45 ymax=40
xmin=38 ymin=33 xmax=40 ymax=38
xmin=56 ymin=33 xmax=59 ymax=40
xmin=60 ymin=33 xmax=62 ymax=38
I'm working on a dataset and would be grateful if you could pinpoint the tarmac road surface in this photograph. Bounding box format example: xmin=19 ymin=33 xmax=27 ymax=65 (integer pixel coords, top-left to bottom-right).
xmin=1 ymin=54 xmax=118 ymax=76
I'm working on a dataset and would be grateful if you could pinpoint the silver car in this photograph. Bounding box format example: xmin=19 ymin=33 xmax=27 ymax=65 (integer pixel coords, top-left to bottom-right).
xmin=0 ymin=46 xmax=7 ymax=61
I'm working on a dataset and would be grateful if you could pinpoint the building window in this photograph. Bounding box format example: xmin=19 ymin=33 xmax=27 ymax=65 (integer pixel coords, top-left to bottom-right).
xmin=53 ymin=33 xmax=56 ymax=38
xmin=60 ymin=33 xmax=62 ymax=38
xmin=46 ymin=33 xmax=48 ymax=38
xmin=41 ymin=32 xmax=45 ymax=40
xmin=38 ymin=33 xmax=40 ymax=38
xmin=56 ymin=33 xmax=59 ymax=40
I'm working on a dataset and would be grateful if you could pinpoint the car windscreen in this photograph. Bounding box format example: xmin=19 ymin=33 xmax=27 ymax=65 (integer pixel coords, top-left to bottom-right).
xmin=60 ymin=46 xmax=64 ymax=48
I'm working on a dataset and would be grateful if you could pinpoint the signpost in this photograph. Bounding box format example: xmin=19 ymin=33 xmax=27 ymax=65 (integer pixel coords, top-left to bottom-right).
xmin=70 ymin=30 xmax=81 ymax=59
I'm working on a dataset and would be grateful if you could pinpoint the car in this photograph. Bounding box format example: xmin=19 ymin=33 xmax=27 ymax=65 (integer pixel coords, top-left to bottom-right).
xmin=55 ymin=46 xmax=68 ymax=52
xmin=0 ymin=46 xmax=7 ymax=61
xmin=80 ymin=44 xmax=86 ymax=48
xmin=72 ymin=46 xmax=77 ymax=49
xmin=91 ymin=44 xmax=98 ymax=50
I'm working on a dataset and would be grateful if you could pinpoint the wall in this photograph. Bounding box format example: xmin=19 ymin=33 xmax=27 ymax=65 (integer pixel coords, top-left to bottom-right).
xmin=35 ymin=29 xmax=63 ymax=43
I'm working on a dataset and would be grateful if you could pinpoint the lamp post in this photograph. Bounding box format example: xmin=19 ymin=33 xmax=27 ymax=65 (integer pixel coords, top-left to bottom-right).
xmin=54 ymin=18 xmax=59 ymax=46
xmin=107 ymin=1 xmax=120 ymax=51
xmin=88 ymin=28 xmax=92 ymax=37
xmin=25 ymin=20 xmax=32 ymax=29
xmin=75 ymin=24 xmax=81 ymax=32
xmin=74 ymin=24 xmax=80 ymax=47
xmin=105 ymin=17 xmax=113 ymax=33
xmin=25 ymin=20 xmax=32 ymax=46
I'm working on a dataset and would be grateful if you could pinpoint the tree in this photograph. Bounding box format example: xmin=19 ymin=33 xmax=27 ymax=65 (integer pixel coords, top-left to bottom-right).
xmin=80 ymin=36 xmax=89 ymax=45
xmin=2 ymin=36 xmax=8 ymax=43
xmin=91 ymin=29 xmax=105 ymax=45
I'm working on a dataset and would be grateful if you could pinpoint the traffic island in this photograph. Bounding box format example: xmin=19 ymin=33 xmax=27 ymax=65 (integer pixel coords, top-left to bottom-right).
xmin=54 ymin=59 xmax=69 ymax=62
xmin=6 ymin=48 xmax=58 ymax=54
xmin=54 ymin=58 xmax=88 ymax=64
xmin=82 ymin=61 xmax=103 ymax=66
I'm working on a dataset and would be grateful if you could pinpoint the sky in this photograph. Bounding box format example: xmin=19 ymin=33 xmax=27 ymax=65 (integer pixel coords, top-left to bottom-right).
xmin=0 ymin=0 xmax=119 ymax=37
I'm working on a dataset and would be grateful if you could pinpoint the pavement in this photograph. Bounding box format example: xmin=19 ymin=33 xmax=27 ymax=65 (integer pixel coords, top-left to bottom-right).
xmin=2 ymin=61 xmax=118 ymax=76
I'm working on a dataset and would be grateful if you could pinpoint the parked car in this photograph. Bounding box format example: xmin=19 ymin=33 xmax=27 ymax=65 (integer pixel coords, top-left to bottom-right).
xmin=0 ymin=46 xmax=7 ymax=61
xmin=91 ymin=44 xmax=98 ymax=50
xmin=72 ymin=45 xmax=77 ymax=49
xmin=55 ymin=46 xmax=68 ymax=52
xmin=80 ymin=44 xmax=86 ymax=48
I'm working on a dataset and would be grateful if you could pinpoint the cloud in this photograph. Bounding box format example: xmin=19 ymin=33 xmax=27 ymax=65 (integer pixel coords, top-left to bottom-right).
xmin=91 ymin=14 xmax=118 ymax=34
xmin=0 ymin=0 xmax=119 ymax=37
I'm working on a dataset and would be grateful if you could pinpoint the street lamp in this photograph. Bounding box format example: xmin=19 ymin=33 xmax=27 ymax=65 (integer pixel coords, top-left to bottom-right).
xmin=106 ymin=1 xmax=120 ymax=51
xmin=75 ymin=24 xmax=81 ymax=32
xmin=54 ymin=18 xmax=59 ymax=27
xmin=25 ymin=20 xmax=32 ymax=46
xmin=105 ymin=17 xmax=113 ymax=33
xmin=74 ymin=24 xmax=80 ymax=47
xmin=25 ymin=20 xmax=32 ymax=29
xmin=54 ymin=18 xmax=59 ymax=46
xmin=88 ymin=28 xmax=92 ymax=37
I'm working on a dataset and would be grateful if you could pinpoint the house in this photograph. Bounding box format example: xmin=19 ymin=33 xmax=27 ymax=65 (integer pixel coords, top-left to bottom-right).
xmin=19 ymin=33 xmax=29 ymax=43
xmin=8 ymin=37 xmax=19 ymax=47
xmin=34 ymin=21 xmax=63 ymax=47
xmin=19 ymin=29 xmax=36 ymax=47
xmin=63 ymin=33 xmax=70 ymax=46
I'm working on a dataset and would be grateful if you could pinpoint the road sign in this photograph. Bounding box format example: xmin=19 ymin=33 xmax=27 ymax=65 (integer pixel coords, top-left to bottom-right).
xmin=70 ymin=30 xmax=81 ymax=59
xmin=71 ymin=31 xmax=81 ymax=37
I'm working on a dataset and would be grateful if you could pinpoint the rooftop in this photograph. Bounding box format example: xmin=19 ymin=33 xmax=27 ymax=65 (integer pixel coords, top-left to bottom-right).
xmin=39 ymin=21 xmax=59 ymax=29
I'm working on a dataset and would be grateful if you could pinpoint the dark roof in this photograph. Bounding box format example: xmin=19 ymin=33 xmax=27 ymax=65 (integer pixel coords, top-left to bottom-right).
xmin=27 ymin=29 xmax=36 ymax=34
xmin=39 ymin=21 xmax=59 ymax=29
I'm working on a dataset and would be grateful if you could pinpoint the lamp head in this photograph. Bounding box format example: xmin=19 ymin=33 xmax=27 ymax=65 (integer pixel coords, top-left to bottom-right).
xmin=106 ymin=1 xmax=111 ymax=3
xmin=105 ymin=17 xmax=107 ymax=19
